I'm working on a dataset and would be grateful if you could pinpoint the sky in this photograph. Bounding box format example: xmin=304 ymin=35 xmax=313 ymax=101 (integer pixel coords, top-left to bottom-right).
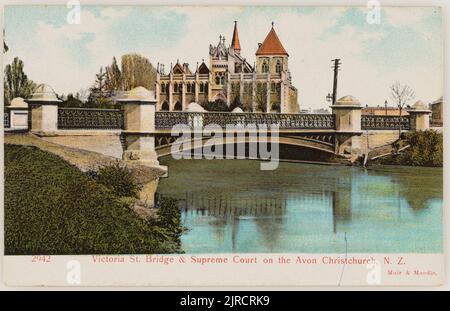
xmin=4 ymin=5 xmax=443 ymax=110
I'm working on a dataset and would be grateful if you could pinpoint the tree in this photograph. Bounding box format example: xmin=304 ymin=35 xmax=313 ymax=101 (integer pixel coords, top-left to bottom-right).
xmin=105 ymin=56 xmax=122 ymax=95
xmin=121 ymin=53 xmax=156 ymax=91
xmin=390 ymin=81 xmax=415 ymax=137
xmin=4 ymin=57 xmax=36 ymax=106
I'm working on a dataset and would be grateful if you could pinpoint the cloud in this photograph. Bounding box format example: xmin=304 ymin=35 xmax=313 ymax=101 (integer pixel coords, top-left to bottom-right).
xmin=4 ymin=6 xmax=443 ymax=108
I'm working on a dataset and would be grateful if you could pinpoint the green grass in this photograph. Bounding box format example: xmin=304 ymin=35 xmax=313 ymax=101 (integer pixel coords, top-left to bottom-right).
xmin=4 ymin=144 xmax=181 ymax=255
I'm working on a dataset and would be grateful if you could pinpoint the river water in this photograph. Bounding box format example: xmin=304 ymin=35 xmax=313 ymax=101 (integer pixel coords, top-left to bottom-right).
xmin=157 ymin=158 xmax=443 ymax=254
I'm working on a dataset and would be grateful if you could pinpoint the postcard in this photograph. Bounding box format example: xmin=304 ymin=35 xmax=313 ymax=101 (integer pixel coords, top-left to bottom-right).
xmin=2 ymin=2 xmax=445 ymax=287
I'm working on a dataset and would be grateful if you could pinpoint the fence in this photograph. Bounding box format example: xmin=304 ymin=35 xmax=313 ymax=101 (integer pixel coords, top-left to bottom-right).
xmin=155 ymin=112 xmax=336 ymax=130
xmin=57 ymin=108 xmax=123 ymax=130
xmin=361 ymin=115 xmax=411 ymax=130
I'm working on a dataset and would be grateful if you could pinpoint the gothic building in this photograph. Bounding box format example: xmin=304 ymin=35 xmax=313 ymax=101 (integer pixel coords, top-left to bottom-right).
xmin=155 ymin=22 xmax=299 ymax=113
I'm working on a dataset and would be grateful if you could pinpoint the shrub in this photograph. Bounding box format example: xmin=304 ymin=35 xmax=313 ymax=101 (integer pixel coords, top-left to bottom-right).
xmin=86 ymin=162 xmax=141 ymax=198
xmin=4 ymin=144 xmax=182 ymax=254
xmin=201 ymin=99 xmax=230 ymax=112
xmin=377 ymin=130 xmax=443 ymax=167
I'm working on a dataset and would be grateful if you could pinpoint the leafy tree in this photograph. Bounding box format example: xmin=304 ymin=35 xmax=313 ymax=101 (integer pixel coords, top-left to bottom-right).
xmin=105 ymin=56 xmax=122 ymax=94
xmin=121 ymin=53 xmax=156 ymax=91
xmin=229 ymin=97 xmax=243 ymax=111
xmin=4 ymin=57 xmax=36 ymax=106
xmin=201 ymin=99 xmax=229 ymax=112
xmin=62 ymin=93 xmax=84 ymax=108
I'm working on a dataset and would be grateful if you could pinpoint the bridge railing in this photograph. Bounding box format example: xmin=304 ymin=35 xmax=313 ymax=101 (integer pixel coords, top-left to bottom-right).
xmin=361 ymin=115 xmax=411 ymax=130
xmin=155 ymin=112 xmax=336 ymax=130
xmin=4 ymin=111 xmax=10 ymax=128
xmin=57 ymin=108 xmax=123 ymax=130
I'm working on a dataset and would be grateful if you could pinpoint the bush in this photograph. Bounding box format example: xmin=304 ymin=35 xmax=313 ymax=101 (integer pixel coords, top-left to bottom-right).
xmin=377 ymin=130 xmax=443 ymax=167
xmin=86 ymin=162 xmax=141 ymax=198
xmin=4 ymin=144 xmax=182 ymax=254
xmin=201 ymin=99 xmax=230 ymax=112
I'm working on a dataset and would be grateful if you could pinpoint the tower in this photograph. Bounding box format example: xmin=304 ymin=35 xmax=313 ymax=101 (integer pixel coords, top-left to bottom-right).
xmin=255 ymin=23 xmax=289 ymax=75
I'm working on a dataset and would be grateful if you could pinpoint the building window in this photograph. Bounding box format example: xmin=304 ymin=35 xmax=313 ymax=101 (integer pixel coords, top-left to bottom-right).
xmin=200 ymin=83 xmax=204 ymax=93
xmin=161 ymin=101 xmax=169 ymax=111
xmin=174 ymin=83 xmax=178 ymax=93
xmin=262 ymin=61 xmax=269 ymax=73
xmin=276 ymin=60 xmax=282 ymax=73
xmin=215 ymin=72 xmax=225 ymax=85
xmin=160 ymin=83 xmax=165 ymax=93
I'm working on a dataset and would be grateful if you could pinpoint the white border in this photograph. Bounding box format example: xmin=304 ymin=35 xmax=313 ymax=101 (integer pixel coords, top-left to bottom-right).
xmin=0 ymin=0 xmax=448 ymax=291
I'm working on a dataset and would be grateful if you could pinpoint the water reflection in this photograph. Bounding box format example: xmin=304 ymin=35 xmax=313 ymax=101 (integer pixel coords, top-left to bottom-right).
xmin=157 ymin=159 xmax=442 ymax=253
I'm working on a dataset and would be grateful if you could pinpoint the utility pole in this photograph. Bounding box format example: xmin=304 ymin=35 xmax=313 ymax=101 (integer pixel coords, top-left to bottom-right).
xmin=326 ymin=59 xmax=342 ymax=104
xmin=331 ymin=59 xmax=341 ymax=105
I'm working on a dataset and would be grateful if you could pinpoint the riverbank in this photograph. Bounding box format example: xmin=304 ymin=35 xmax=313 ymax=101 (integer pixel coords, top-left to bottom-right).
xmin=368 ymin=130 xmax=442 ymax=167
xmin=4 ymin=141 xmax=182 ymax=255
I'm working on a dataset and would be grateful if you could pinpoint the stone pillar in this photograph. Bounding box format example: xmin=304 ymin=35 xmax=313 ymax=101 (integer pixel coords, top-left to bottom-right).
xmin=280 ymin=81 xmax=285 ymax=114
xmin=26 ymin=84 xmax=61 ymax=135
xmin=118 ymin=86 xmax=161 ymax=168
xmin=168 ymin=74 xmax=173 ymax=111
xmin=195 ymin=72 xmax=199 ymax=103
xmin=266 ymin=74 xmax=271 ymax=113
xmin=155 ymin=72 xmax=160 ymax=110
xmin=239 ymin=73 xmax=244 ymax=104
xmin=331 ymin=95 xmax=363 ymax=162
xmin=407 ymin=100 xmax=432 ymax=131
xmin=252 ymin=72 xmax=257 ymax=112
xmin=181 ymin=75 xmax=186 ymax=110
xmin=226 ymin=72 xmax=231 ymax=106
xmin=7 ymin=97 xmax=29 ymax=130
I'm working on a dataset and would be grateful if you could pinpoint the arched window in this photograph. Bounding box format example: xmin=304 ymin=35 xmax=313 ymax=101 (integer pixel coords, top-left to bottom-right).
xmin=174 ymin=101 xmax=182 ymax=111
xmin=161 ymin=101 xmax=169 ymax=111
xmin=192 ymin=83 xmax=195 ymax=94
xmin=160 ymin=83 xmax=165 ymax=93
xmin=276 ymin=60 xmax=282 ymax=73
xmin=173 ymin=83 xmax=178 ymax=93
xmin=271 ymin=82 xmax=276 ymax=92
xmin=200 ymin=83 xmax=204 ymax=93
xmin=187 ymin=83 xmax=191 ymax=93
xmin=179 ymin=83 xmax=183 ymax=93
xmin=262 ymin=61 xmax=269 ymax=73
xmin=220 ymin=76 xmax=225 ymax=85
xmin=215 ymin=75 xmax=220 ymax=85
xmin=204 ymin=82 xmax=208 ymax=93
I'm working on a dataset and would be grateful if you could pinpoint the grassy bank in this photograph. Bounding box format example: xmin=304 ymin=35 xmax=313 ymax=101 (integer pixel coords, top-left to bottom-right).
xmin=4 ymin=144 xmax=182 ymax=255
xmin=372 ymin=130 xmax=443 ymax=167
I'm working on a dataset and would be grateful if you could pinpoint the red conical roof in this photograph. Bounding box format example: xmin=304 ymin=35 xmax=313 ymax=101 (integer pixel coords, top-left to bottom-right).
xmin=231 ymin=21 xmax=241 ymax=52
xmin=255 ymin=26 xmax=289 ymax=56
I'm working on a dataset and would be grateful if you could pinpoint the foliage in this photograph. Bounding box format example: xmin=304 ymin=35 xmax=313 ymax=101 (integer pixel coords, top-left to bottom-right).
xmin=4 ymin=144 xmax=182 ymax=255
xmin=121 ymin=53 xmax=156 ymax=91
xmin=4 ymin=57 xmax=36 ymax=106
xmin=229 ymin=98 xmax=243 ymax=111
xmin=151 ymin=196 xmax=184 ymax=249
xmin=86 ymin=162 xmax=142 ymax=198
xmin=61 ymin=93 xmax=84 ymax=108
xmin=201 ymin=99 xmax=230 ymax=112
xmin=376 ymin=130 xmax=442 ymax=167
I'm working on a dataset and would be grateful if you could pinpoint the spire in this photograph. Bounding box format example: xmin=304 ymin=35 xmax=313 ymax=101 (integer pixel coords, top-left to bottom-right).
xmin=231 ymin=21 xmax=241 ymax=53
xmin=255 ymin=23 xmax=289 ymax=56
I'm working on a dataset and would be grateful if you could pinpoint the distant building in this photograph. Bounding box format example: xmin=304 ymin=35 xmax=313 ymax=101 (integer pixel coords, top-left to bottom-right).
xmin=362 ymin=105 xmax=409 ymax=116
xmin=155 ymin=22 xmax=299 ymax=113
xmin=430 ymin=96 xmax=443 ymax=124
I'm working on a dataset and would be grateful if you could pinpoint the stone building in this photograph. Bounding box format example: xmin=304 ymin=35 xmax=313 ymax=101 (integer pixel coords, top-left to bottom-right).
xmin=155 ymin=22 xmax=299 ymax=113
xmin=430 ymin=96 xmax=443 ymax=124
xmin=362 ymin=105 xmax=409 ymax=116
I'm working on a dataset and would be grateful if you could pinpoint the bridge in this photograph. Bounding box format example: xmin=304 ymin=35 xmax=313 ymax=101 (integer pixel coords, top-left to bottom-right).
xmin=4 ymin=85 xmax=434 ymax=167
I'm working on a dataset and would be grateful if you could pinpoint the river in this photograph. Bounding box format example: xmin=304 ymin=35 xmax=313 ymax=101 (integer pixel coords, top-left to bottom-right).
xmin=157 ymin=158 xmax=443 ymax=254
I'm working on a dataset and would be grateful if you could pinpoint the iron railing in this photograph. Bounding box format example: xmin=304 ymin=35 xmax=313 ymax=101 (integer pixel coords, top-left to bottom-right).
xmin=361 ymin=115 xmax=411 ymax=130
xmin=4 ymin=111 xmax=10 ymax=128
xmin=57 ymin=108 xmax=123 ymax=130
xmin=155 ymin=112 xmax=335 ymax=130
